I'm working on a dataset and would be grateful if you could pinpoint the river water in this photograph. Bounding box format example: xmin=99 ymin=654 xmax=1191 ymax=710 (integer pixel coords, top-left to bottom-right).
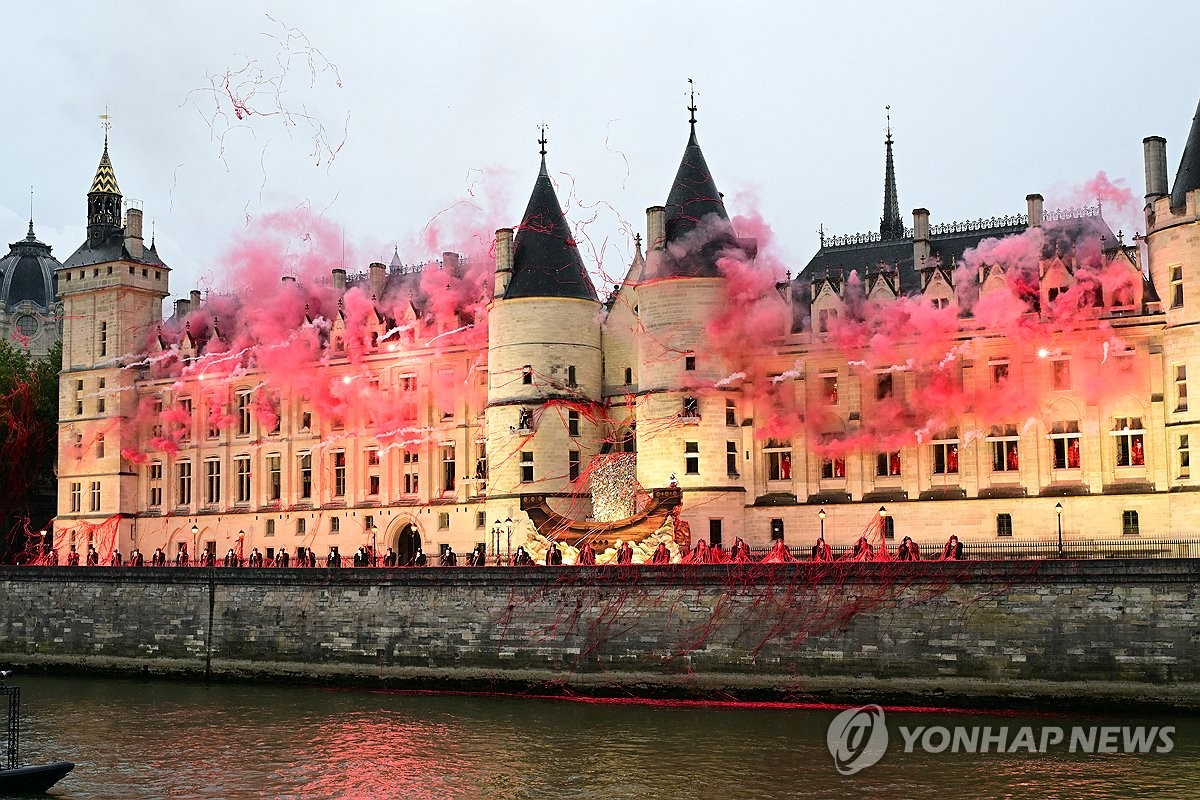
xmin=6 ymin=674 xmax=1197 ymax=799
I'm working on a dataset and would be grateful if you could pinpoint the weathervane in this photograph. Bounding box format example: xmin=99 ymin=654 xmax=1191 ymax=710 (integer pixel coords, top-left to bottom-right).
xmin=885 ymin=104 xmax=892 ymax=141
xmin=688 ymin=78 xmax=697 ymax=126
xmin=537 ymin=122 xmax=548 ymax=157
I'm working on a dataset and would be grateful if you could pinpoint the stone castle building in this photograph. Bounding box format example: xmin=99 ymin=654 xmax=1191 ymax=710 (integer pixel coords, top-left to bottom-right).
xmin=54 ymin=98 xmax=1200 ymax=563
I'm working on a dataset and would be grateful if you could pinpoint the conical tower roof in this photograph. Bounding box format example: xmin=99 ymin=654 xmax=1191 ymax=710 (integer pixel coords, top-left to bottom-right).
xmin=1170 ymin=98 xmax=1200 ymax=212
xmin=90 ymin=136 xmax=121 ymax=196
xmin=880 ymin=110 xmax=903 ymax=240
xmin=664 ymin=122 xmax=729 ymax=245
xmin=505 ymin=145 xmax=597 ymax=302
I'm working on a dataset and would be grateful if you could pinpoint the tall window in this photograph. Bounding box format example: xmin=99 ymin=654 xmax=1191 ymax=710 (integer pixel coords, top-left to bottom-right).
xmin=298 ymin=453 xmax=312 ymax=499
xmin=567 ymin=365 xmax=577 ymax=385
xmin=297 ymin=518 xmax=306 ymax=535
xmin=568 ymin=450 xmax=580 ymax=481
xmin=821 ymin=453 xmax=846 ymax=479
xmin=1122 ymin=510 xmax=1140 ymax=536
xmin=332 ymin=451 xmax=347 ymax=497
xmin=70 ymin=482 xmax=81 ymax=513
xmin=1113 ymin=417 xmax=1146 ymax=467
xmin=682 ymin=397 xmax=700 ymax=419
xmin=266 ymin=519 xmax=275 ymax=537
xmin=1170 ymin=265 xmax=1183 ymax=308
xmin=235 ymin=456 xmax=251 ymax=504
xmin=568 ymin=410 xmax=580 ymax=437
xmin=520 ymin=451 xmax=534 ymax=483
xmin=149 ymin=462 xmax=163 ymax=507
xmin=441 ymin=445 xmax=456 ymax=492
xmin=366 ymin=449 xmax=380 ymax=496
xmin=996 ymin=513 xmax=1013 ymax=537
xmin=684 ymin=354 xmax=696 ymax=371
xmin=89 ymin=481 xmax=101 ymax=512
xmin=1180 ymin=435 xmax=1191 ymax=478
xmin=684 ymin=442 xmax=700 ymax=475
xmin=522 ymin=365 xmax=533 ymax=385
xmin=821 ymin=373 xmax=838 ymax=404
xmin=726 ymin=441 xmax=738 ymax=476
xmin=1052 ymin=359 xmax=1071 ymax=390
xmin=179 ymin=397 xmax=192 ymax=442
xmin=876 ymin=373 xmax=894 ymax=400
xmin=931 ymin=429 xmax=960 ymax=475
xmin=99 ymin=321 xmax=108 ymax=357
xmin=624 ymin=367 xmax=633 ymax=385
xmin=991 ymin=361 xmax=1009 ymax=385
xmin=1050 ymin=421 xmax=1081 ymax=469
xmin=267 ymin=454 xmax=281 ymax=501
xmin=236 ymin=391 xmax=252 ymax=436
xmin=330 ymin=517 xmax=341 ymax=534
xmin=876 ymin=451 xmax=901 ymax=477
xmin=403 ymin=451 xmax=419 ymax=494
xmin=97 ymin=378 xmax=106 ymax=413
xmin=96 ymin=434 xmax=105 ymax=459
xmin=764 ymin=439 xmax=792 ymax=480
xmin=989 ymin=425 xmax=1020 ymax=473
xmin=726 ymin=400 xmax=737 ymax=427
xmin=177 ymin=461 xmax=192 ymax=506
xmin=74 ymin=380 xmax=83 ymax=416
xmin=1176 ymin=365 xmax=1188 ymax=412
xmin=205 ymin=459 xmax=221 ymax=505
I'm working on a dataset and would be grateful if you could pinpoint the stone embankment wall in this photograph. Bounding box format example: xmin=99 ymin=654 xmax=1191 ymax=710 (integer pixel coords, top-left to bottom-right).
xmin=1 ymin=560 xmax=1197 ymax=709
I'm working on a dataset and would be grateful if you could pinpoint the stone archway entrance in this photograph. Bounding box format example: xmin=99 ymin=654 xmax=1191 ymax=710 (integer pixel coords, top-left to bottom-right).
xmin=395 ymin=523 xmax=422 ymax=566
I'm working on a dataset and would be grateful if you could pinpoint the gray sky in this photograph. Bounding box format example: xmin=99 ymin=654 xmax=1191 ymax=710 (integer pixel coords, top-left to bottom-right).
xmin=5 ymin=1 xmax=1199 ymax=298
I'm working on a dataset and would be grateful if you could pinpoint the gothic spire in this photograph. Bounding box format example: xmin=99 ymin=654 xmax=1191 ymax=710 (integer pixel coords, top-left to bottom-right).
xmin=87 ymin=121 xmax=123 ymax=246
xmin=880 ymin=106 xmax=903 ymax=240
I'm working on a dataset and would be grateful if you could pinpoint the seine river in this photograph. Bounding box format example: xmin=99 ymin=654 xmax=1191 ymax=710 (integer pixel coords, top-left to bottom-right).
xmin=8 ymin=674 xmax=1198 ymax=799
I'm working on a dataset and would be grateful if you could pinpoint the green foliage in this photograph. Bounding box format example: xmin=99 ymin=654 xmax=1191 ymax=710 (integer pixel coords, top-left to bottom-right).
xmin=0 ymin=338 xmax=60 ymax=549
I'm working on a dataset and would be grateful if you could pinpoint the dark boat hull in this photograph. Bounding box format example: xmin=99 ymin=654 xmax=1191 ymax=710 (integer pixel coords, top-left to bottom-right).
xmin=0 ymin=761 xmax=75 ymax=793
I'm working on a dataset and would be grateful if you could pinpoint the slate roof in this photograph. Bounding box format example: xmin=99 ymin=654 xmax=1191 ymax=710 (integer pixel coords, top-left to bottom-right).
xmin=1170 ymin=98 xmax=1200 ymax=212
xmin=504 ymin=156 xmax=597 ymax=301
xmin=0 ymin=222 xmax=61 ymax=311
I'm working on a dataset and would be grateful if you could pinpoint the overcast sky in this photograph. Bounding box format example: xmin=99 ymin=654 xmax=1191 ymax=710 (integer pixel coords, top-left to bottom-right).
xmin=5 ymin=1 xmax=1199 ymax=299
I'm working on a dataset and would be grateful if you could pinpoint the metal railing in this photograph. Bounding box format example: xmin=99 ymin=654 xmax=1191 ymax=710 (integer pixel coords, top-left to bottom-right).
xmin=747 ymin=538 xmax=1200 ymax=562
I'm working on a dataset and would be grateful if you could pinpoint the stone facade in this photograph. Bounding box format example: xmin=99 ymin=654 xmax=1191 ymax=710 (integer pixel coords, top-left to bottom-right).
xmin=52 ymin=100 xmax=1200 ymax=565
xmin=1 ymin=562 xmax=1197 ymax=707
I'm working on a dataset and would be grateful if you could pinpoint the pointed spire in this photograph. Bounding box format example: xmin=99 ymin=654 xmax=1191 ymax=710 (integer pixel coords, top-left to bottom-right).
xmin=1170 ymin=97 xmax=1200 ymax=212
xmin=27 ymin=185 xmax=35 ymax=239
xmin=880 ymin=106 xmax=903 ymax=240
xmin=664 ymin=82 xmax=729 ymax=248
xmin=90 ymin=135 xmax=121 ymax=196
xmin=389 ymin=245 xmax=402 ymax=270
xmin=504 ymin=145 xmax=597 ymax=302
xmin=687 ymin=78 xmax=698 ymax=144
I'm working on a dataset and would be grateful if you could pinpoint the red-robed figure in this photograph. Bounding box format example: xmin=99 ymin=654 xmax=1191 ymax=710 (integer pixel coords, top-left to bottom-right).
xmin=730 ymin=538 xmax=752 ymax=563
xmin=650 ymin=542 xmax=671 ymax=564
xmin=762 ymin=539 xmax=797 ymax=563
xmin=615 ymin=541 xmax=634 ymax=565
xmin=683 ymin=540 xmax=711 ymax=564
xmin=576 ymin=541 xmax=597 ymax=566
xmin=811 ymin=537 xmax=833 ymax=562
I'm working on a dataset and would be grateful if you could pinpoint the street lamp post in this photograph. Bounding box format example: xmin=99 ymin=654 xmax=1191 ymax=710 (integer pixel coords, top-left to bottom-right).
xmin=492 ymin=520 xmax=502 ymax=565
xmin=1055 ymin=502 xmax=1064 ymax=558
xmin=191 ymin=524 xmax=199 ymax=566
xmin=878 ymin=506 xmax=888 ymax=541
xmin=818 ymin=508 xmax=826 ymax=541
xmin=504 ymin=517 xmax=513 ymax=565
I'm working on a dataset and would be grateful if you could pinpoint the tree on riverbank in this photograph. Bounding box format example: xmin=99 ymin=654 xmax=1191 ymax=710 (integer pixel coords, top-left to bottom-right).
xmin=0 ymin=339 xmax=59 ymax=562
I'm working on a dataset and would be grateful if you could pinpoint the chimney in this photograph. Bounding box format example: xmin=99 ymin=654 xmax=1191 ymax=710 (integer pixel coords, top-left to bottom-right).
xmin=174 ymin=299 xmax=190 ymax=318
xmin=1026 ymin=194 xmax=1044 ymax=227
xmin=190 ymin=289 xmax=202 ymax=310
xmin=368 ymin=262 xmax=386 ymax=298
xmin=646 ymin=206 xmax=666 ymax=250
xmin=494 ymin=228 xmax=513 ymax=296
xmin=443 ymin=251 xmax=461 ymax=278
xmin=1143 ymin=136 xmax=1169 ymax=202
xmin=332 ymin=268 xmax=347 ymax=292
xmin=124 ymin=208 xmax=144 ymax=259
xmin=912 ymin=208 xmax=931 ymax=280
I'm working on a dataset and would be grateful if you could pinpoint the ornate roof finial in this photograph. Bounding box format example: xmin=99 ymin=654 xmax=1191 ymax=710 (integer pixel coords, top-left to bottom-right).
xmin=27 ymin=185 xmax=35 ymax=238
xmin=537 ymin=122 xmax=548 ymax=158
xmin=687 ymin=78 xmax=698 ymax=130
xmin=885 ymin=104 xmax=892 ymax=142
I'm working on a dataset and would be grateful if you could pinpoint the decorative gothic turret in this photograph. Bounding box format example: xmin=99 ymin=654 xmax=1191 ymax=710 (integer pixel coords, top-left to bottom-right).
xmin=880 ymin=107 xmax=904 ymax=240
xmin=87 ymin=135 xmax=123 ymax=247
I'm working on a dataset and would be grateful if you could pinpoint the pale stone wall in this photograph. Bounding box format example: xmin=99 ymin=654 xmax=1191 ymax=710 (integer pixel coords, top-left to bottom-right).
xmin=1 ymin=561 xmax=1197 ymax=707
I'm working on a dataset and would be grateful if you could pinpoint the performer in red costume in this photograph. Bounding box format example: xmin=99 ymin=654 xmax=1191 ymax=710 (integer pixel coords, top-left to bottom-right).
xmin=761 ymin=539 xmax=797 ymax=563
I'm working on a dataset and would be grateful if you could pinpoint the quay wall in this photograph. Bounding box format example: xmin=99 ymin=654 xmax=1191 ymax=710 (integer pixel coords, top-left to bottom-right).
xmin=0 ymin=561 xmax=1198 ymax=709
